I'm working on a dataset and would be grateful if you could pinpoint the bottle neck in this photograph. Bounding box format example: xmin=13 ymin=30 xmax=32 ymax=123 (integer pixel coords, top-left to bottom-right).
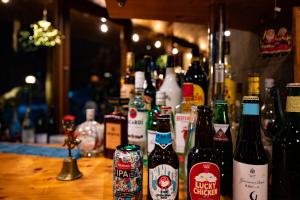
xmin=135 ymin=88 xmax=144 ymax=96
xmin=195 ymin=116 xmax=213 ymax=148
xmin=165 ymin=68 xmax=175 ymax=76
xmin=240 ymin=103 xmax=261 ymax=141
xmin=214 ymin=63 xmax=225 ymax=100
xmin=213 ymin=104 xmax=229 ymax=124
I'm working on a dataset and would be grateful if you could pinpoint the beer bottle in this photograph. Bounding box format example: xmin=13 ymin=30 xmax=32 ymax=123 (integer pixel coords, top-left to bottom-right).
xmin=272 ymin=83 xmax=300 ymax=200
xmin=148 ymin=115 xmax=179 ymax=200
xmin=212 ymin=100 xmax=233 ymax=197
xmin=233 ymin=96 xmax=268 ymax=200
xmin=187 ymin=106 xmax=220 ymax=200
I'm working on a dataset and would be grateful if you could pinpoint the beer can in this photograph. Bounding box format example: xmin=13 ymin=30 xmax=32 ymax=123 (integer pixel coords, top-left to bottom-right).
xmin=113 ymin=144 xmax=143 ymax=200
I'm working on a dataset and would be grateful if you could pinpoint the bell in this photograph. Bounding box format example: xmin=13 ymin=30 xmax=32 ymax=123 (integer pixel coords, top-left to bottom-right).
xmin=57 ymin=157 xmax=83 ymax=181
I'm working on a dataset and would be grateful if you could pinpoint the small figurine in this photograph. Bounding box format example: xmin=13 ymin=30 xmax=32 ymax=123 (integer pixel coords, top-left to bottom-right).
xmin=57 ymin=115 xmax=83 ymax=181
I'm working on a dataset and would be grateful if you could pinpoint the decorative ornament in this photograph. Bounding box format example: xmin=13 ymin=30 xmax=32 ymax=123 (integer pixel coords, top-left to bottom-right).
xmin=31 ymin=9 xmax=62 ymax=47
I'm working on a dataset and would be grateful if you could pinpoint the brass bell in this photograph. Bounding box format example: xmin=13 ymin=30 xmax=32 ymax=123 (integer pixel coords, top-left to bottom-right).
xmin=57 ymin=157 xmax=82 ymax=181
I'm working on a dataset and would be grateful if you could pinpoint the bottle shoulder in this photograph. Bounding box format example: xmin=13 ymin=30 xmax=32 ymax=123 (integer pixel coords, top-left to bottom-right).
xmin=148 ymin=146 xmax=179 ymax=168
xmin=188 ymin=146 xmax=217 ymax=162
xmin=234 ymin=140 xmax=268 ymax=164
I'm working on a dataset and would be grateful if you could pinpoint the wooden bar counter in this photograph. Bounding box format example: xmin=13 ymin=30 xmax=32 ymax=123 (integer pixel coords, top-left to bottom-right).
xmin=0 ymin=152 xmax=186 ymax=200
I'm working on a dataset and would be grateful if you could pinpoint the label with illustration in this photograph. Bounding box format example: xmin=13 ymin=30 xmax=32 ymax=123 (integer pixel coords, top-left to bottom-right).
xmin=233 ymin=160 xmax=268 ymax=200
xmin=105 ymin=122 xmax=121 ymax=150
xmin=155 ymin=132 xmax=172 ymax=149
xmin=175 ymin=113 xmax=190 ymax=153
xmin=213 ymin=123 xmax=229 ymax=142
xmin=149 ymin=164 xmax=178 ymax=200
xmin=147 ymin=129 xmax=156 ymax=155
xmin=193 ymin=85 xmax=205 ymax=106
xmin=128 ymin=108 xmax=147 ymax=142
xmin=189 ymin=162 xmax=220 ymax=200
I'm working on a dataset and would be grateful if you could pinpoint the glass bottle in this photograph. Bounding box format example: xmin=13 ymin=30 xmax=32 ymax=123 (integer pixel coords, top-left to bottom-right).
xmin=159 ymin=55 xmax=182 ymax=111
xmin=35 ymin=108 xmax=48 ymax=144
xmin=147 ymin=91 xmax=166 ymax=156
xmin=120 ymin=52 xmax=135 ymax=99
xmin=9 ymin=108 xmax=22 ymax=142
xmin=144 ymin=55 xmax=156 ymax=110
xmin=214 ymin=63 xmax=225 ymax=101
xmin=148 ymin=114 xmax=179 ymax=200
xmin=272 ymin=83 xmax=300 ymax=200
xmin=224 ymin=55 xmax=236 ymax=121
xmin=187 ymin=106 xmax=220 ymax=200
xmin=184 ymin=48 xmax=208 ymax=106
xmin=175 ymin=82 xmax=194 ymax=180
xmin=104 ymin=98 xmax=128 ymax=159
xmin=248 ymin=73 xmax=260 ymax=98
xmin=76 ymin=109 xmax=103 ymax=157
xmin=233 ymin=96 xmax=268 ymax=200
xmin=213 ymin=100 xmax=233 ymax=198
xmin=22 ymin=108 xmax=35 ymax=143
xmin=128 ymin=71 xmax=148 ymax=161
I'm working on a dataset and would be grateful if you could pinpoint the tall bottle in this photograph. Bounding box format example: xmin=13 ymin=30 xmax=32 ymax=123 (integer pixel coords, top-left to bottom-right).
xmin=22 ymin=108 xmax=35 ymax=143
xmin=248 ymin=73 xmax=260 ymax=97
xmin=147 ymin=91 xmax=166 ymax=156
xmin=9 ymin=108 xmax=22 ymax=142
xmin=184 ymin=48 xmax=208 ymax=106
xmin=148 ymin=114 xmax=179 ymax=200
xmin=104 ymin=98 xmax=128 ymax=159
xmin=214 ymin=63 xmax=225 ymax=101
xmin=212 ymin=100 xmax=233 ymax=198
xmin=187 ymin=106 xmax=220 ymax=200
xmin=233 ymin=96 xmax=268 ymax=200
xmin=159 ymin=55 xmax=182 ymax=111
xmin=144 ymin=56 xmax=156 ymax=110
xmin=128 ymin=71 xmax=148 ymax=161
xmin=272 ymin=83 xmax=300 ymax=200
xmin=120 ymin=52 xmax=135 ymax=99
xmin=175 ymin=82 xmax=194 ymax=179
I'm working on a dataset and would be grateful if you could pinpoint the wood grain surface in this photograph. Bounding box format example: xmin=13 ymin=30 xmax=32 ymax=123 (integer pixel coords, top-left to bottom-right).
xmin=0 ymin=153 xmax=186 ymax=200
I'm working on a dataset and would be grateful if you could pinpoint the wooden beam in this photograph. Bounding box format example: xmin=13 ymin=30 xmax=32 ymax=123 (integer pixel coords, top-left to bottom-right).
xmin=293 ymin=7 xmax=300 ymax=82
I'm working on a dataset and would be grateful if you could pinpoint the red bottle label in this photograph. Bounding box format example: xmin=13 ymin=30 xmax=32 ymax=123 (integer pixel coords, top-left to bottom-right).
xmin=189 ymin=162 xmax=220 ymax=200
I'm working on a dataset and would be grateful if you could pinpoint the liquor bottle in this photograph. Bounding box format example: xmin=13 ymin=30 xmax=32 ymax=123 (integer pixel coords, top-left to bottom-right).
xmin=9 ymin=108 xmax=22 ymax=142
xmin=175 ymin=83 xmax=194 ymax=179
xmin=76 ymin=109 xmax=103 ymax=157
xmin=212 ymin=100 xmax=233 ymax=198
xmin=248 ymin=73 xmax=260 ymax=97
xmin=147 ymin=91 xmax=166 ymax=156
xmin=184 ymin=48 xmax=207 ymax=106
xmin=148 ymin=114 xmax=179 ymax=200
xmin=144 ymin=55 xmax=156 ymax=110
xmin=272 ymin=83 xmax=300 ymax=200
xmin=104 ymin=98 xmax=128 ymax=159
xmin=159 ymin=55 xmax=182 ymax=111
xmin=224 ymin=55 xmax=236 ymax=121
xmin=214 ymin=63 xmax=225 ymax=101
xmin=233 ymin=96 xmax=268 ymax=200
xmin=128 ymin=71 xmax=148 ymax=161
xmin=35 ymin=108 xmax=48 ymax=143
xmin=187 ymin=106 xmax=220 ymax=200
xmin=120 ymin=52 xmax=135 ymax=99
xmin=22 ymin=108 xmax=35 ymax=143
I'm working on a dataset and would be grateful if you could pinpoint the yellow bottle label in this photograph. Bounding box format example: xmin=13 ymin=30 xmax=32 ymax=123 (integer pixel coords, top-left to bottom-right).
xmin=225 ymin=78 xmax=236 ymax=106
xmin=286 ymin=96 xmax=300 ymax=112
xmin=193 ymin=84 xmax=205 ymax=106
xmin=105 ymin=123 xmax=121 ymax=150
xmin=248 ymin=76 xmax=260 ymax=95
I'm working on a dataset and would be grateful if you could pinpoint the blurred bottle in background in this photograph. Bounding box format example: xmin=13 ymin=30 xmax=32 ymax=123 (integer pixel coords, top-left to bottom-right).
xmin=35 ymin=108 xmax=48 ymax=144
xmin=143 ymin=56 xmax=156 ymax=110
xmin=120 ymin=52 xmax=135 ymax=99
xmin=9 ymin=107 xmax=22 ymax=142
xmin=22 ymin=107 xmax=34 ymax=143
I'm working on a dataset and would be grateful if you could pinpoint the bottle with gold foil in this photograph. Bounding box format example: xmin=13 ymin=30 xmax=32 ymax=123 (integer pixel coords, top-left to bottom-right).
xmin=184 ymin=48 xmax=208 ymax=106
xmin=248 ymin=73 xmax=260 ymax=97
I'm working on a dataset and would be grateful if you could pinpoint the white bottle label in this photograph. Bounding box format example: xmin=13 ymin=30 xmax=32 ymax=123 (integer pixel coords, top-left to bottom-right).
xmin=233 ymin=160 xmax=268 ymax=200
xmin=128 ymin=108 xmax=147 ymax=142
xmin=147 ymin=129 xmax=156 ymax=155
xmin=149 ymin=164 xmax=178 ymax=200
xmin=175 ymin=113 xmax=190 ymax=153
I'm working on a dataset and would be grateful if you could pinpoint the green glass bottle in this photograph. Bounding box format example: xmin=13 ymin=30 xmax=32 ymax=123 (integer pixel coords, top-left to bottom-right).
xmin=213 ymin=100 xmax=233 ymax=198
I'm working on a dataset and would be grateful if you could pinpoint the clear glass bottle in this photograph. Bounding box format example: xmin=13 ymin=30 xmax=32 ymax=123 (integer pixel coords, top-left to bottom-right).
xmin=22 ymin=108 xmax=35 ymax=143
xmin=76 ymin=109 xmax=103 ymax=157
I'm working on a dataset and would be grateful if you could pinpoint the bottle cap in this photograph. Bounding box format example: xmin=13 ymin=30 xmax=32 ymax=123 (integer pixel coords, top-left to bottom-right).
xmin=135 ymin=71 xmax=145 ymax=88
xmin=265 ymin=78 xmax=275 ymax=88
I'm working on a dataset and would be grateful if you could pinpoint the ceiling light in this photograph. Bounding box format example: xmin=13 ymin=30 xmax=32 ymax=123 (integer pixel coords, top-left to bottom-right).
xmin=132 ymin=33 xmax=139 ymax=42
xmin=1 ymin=0 xmax=10 ymax=3
xmin=224 ymin=30 xmax=231 ymax=37
xmin=154 ymin=40 xmax=161 ymax=48
xmin=25 ymin=75 xmax=36 ymax=84
xmin=100 ymin=24 xmax=108 ymax=33
xmin=172 ymin=47 xmax=178 ymax=55
xmin=101 ymin=17 xmax=107 ymax=23
xmin=186 ymin=52 xmax=192 ymax=59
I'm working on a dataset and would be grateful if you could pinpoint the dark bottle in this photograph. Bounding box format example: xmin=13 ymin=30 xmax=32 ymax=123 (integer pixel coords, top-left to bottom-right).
xmin=272 ymin=83 xmax=300 ymax=200
xmin=104 ymin=98 xmax=128 ymax=159
xmin=144 ymin=55 xmax=156 ymax=110
xmin=47 ymin=106 xmax=58 ymax=143
xmin=184 ymin=48 xmax=208 ymax=106
xmin=187 ymin=106 xmax=220 ymax=200
xmin=212 ymin=100 xmax=233 ymax=198
xmin=148 ymin=115 xmax=179 ymax=200
xmin=233 ymin=96 xmax=268 ymax=200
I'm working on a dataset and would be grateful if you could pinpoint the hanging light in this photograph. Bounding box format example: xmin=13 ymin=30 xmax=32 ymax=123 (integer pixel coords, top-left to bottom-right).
xmin=154 ymin=40 xmax=161 ymax=48
xmin=101 ymin=17 xmax=107 ymax=23
xmin=132 ymin=33 xmax=139 ymax=42
xmin=100 ymin=24 xmax=108 ymax=33
xmin=1 ymin=0 xmax=10 ymax=3
xmin=25 ymin=75 xmax=36 ymax=84
xmin=224 ymin=30 xmax=231 ymax=37
xmin=172 ymin=47 xmax=179 ymax=55
xmin=186 ymin=52 xmax=192 ymax=59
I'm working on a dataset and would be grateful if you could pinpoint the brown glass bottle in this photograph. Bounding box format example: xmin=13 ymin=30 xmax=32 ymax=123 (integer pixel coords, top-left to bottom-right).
xmin=148 ymin=115 xmax=179 ymax=200
xmin=187 ymin=106 xmax=220 ymax=200
xmin=104 ymin=98 xmax=128 ymax=158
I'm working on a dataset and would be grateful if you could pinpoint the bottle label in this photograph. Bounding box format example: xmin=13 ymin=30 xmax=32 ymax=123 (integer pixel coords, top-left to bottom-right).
xmin=193 ymin=85 xmax=205 ymax=106
xmin=215 ymin=63 xmax=225 ymax=83
xmin=175 ymin=113 xmax=190 ymax=153
xmin=225 ymin=78 xmax=236 ymax=106
xmin=149 ymin=164 xmax=178 ymax=200
xmin=105 ymin=122 xmax=121 ymax=150
xmin=120 ymin=84 xmax=134 ymax=99
xmin=233 ymin=160 xmax=268 ymax=200
xmin=78 ymin=135 xmax=96 ymax=151
xmin=189 ymin=162 xmax=220 ymax=200
xmin=286 ymin=96 xmax=300 ymax=112
xmin=155 ymin=132 xmax=172 ymax=149
xmin=128 ymin=108 xmax=147 ymax=142
xmin=213 ymin=123 xmax=229 ymax=142
xmin=147 ymin=129 xmax=156 ymax=155
xmin=243 ymin=103 xmax=259 ymax=115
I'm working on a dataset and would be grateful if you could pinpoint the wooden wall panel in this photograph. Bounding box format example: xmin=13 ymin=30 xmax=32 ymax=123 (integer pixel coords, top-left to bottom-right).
xmin=294 ymin=7 xmax=300 ymax=82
